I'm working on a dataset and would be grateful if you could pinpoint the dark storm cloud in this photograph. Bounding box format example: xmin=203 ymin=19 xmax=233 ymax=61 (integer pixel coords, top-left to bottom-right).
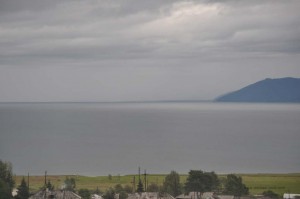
xmin=0 ymin=0 xmax=300 ymax=101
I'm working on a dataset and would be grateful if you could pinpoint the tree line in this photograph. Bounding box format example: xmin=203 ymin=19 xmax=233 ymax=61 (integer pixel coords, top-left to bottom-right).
xmin=1 ymin=160 xmax=280 ymax=199
xmin=162 ymin=170 xmax=249 ymax=197
xmin=97 ymin=170 xmax=249 ymax=199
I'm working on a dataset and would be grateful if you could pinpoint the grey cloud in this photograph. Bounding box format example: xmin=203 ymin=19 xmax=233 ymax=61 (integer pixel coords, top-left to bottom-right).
xmin=0 ymin=0 xmax=61 ymax=13
xmin=0 ymin=0 xmax=300 ymax=101
xmin=2 ymin=1 xmax=298 ymax=60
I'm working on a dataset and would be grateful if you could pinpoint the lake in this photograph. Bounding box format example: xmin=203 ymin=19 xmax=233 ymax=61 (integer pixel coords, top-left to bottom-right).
xmin=0 ymin=102 xmax=299 ymax=176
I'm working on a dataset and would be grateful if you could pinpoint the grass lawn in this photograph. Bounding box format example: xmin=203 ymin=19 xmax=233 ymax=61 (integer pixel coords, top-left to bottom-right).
xmin=241 ymin=173 xmax=300 ymax=196
xmin=15 ymin=173 xmax=300 ymax=196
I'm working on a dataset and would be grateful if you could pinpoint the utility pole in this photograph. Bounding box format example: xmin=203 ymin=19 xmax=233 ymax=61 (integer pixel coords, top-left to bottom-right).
xmin=44 ymin=171 xmax=47 ymax=199
xmin=27 ymin=173 xmax=30 ymax=193
xmin=138 ymin=167 xmax=141 ymax=182
xmin=174 ymin=175 xmax=177 ymax=197
xmin=44 ymin=171 xmax=47 ymax=187
xmin=144 ymin=170 xmax=147 ymax=192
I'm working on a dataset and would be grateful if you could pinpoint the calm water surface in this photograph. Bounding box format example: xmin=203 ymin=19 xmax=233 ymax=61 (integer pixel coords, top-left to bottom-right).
xmin=0 ymin=102 xmax=299 ymax=175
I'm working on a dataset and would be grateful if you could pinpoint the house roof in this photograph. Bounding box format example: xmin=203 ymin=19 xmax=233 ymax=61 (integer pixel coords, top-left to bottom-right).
xmin=29 ymin=190 xmax=81 ymax=199
xmin=92 ymin=194 xmax=103 ymax=199
xmin=128 ymin=192 xmax=175 ymax=199
xmin=283 ymin=194 xmax=300 ymax=199
xmin=216 ymin=195 xmax=234 ymax=199
xmin=176 ymin=192 xmax=215 ymax=199
xmin=176 ymin=192 xmax=200 ymax=199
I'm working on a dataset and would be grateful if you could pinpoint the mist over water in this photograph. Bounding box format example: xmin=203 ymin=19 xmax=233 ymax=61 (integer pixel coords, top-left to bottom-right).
xmin=0 ymin=102 xmax=299 ymax=176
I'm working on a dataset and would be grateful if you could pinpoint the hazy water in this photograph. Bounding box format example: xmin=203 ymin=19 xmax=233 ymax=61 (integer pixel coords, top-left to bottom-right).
xmin=0 ymin=102 xmax=299 ymax=176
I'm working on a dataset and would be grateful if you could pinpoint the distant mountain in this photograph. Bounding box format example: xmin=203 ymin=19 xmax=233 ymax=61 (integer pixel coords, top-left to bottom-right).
xmin=216 ymin=77 xmax=300 ymax=102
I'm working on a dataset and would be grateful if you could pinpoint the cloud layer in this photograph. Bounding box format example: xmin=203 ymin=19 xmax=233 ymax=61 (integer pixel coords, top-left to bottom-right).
xmin=0 ymin=0 xmax=300 ymax=101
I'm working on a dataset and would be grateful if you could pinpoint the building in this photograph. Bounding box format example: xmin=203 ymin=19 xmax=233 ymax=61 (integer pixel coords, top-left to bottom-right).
xmin=92 ymin=194 xmax=103 ymax=199
xmin=283 ymin=194 xmax=300 ymax=199
xmin=176 ymin=192 xmax=216 ymax=199
xmin=215 ymin=195 xmax=234 ymax=199
xmin=29 ymin=190 xmax=81 ymax=199
xmin=202 ymin=192 xmax=215 ymax=199
xmin=176 ymin=192 xmax=200 ymax=199
xmin=127 ymin=192 xmax=175 ymax=199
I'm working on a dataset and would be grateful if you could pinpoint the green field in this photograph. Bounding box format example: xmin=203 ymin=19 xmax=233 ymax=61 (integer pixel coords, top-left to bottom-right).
xmin=240 ymin=174 xmax=300 ymax=196
xmin=15 ymin=173 xmax=300 ymax=196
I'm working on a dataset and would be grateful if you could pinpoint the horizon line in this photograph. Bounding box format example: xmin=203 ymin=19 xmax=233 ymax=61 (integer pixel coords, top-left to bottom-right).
xmin=0 ymin=99 xmax=214 ymax=104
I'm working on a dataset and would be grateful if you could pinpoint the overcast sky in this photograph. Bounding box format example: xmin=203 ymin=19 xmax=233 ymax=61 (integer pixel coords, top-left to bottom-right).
xmin=0 ymin=0 xmax=300 ymax=102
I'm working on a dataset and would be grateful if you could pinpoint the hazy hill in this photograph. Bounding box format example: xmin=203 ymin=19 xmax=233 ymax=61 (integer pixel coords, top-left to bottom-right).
xmin=216 ymin=77 xmax=300 ymax=102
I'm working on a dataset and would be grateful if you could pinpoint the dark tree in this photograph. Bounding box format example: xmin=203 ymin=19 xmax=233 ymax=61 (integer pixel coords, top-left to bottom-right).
xmin=64 ymin=177 xmax=76 ymax=191
xmin=114 ymin=184 xmax=127 ymax=199
xmin=103 ymin=188 xmax=116 ymax=199
xmin=224 ymin=174 xmax=248 ymax=197
xmin=94 ymin=187 xmax=102 ymax=195
xmin=114 ymin=184 xmax=124 ymax=193
xmin=46 ymin=180 xmax=54 ymax=191
xmin=163 ymin=171 xmax=182 ymax=196
xmin=15 ymin=177 xmax=29 ymax=199
xmin=202 ymin=172 xmax=220 ymax=192
xmin=0 ymin=179 xmax=11 ymax=199
xmin=0 ymin=160 xmax=15 ymax=199
xmin=158 ymin=185 xmax=165 ymax=195
xmin=148 ymin=183 xmax=159 ymax=192
xmin=119 ymin=191 xmax=128 ymax=199
xmin=78 ymin=189 xmax=91 ymax=199
xmin=184 ymin=170 xmax=205 ymax=199
xmin=123 ymin=185 xmax=133 ymax=194
xmin=184 ymin=170 xmax=220 ymax=198
xmin=108 ymin=174 xmax=112 ymax=181
xmin=136 ymin=179 xmax=144 ymax=193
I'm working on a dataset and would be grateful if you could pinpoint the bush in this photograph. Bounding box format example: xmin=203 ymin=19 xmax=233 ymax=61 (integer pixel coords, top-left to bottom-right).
xmin=78 ymin=189 xmax=91 ymax=199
